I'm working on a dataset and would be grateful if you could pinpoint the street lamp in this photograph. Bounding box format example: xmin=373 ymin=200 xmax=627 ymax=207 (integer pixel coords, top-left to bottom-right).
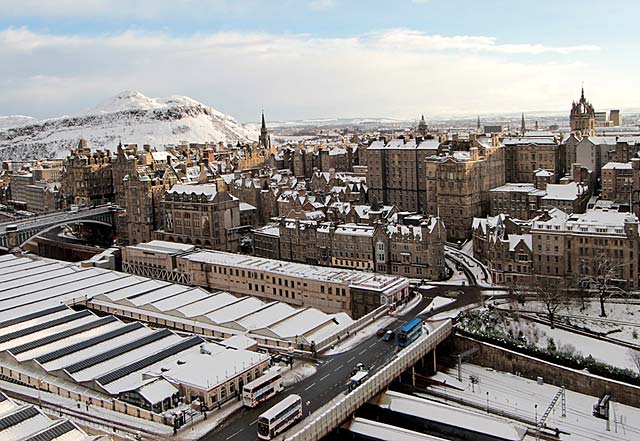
xmin=486 ymin=391 xmax=489 ymax=413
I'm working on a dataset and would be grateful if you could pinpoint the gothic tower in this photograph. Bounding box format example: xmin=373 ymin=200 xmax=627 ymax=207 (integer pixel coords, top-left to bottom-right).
xmin=570 ymin=87 xmax=595 ymax=137
xmin=520 ymin=113 xmax=526 ymax=135
xmin=417 ymin=115 xmax=428 ymax=135
xmin=259 ymin=111 xmax=270 ymax=150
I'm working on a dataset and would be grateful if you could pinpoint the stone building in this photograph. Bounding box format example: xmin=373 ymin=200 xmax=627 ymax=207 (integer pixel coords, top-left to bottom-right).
xmin=365 ymin=137 xmax=440 ymax=213
xmin=383 ymin=215 xmax=446 ymax=280
xmin=278 ymin=218 xmax=322 ymax=264
xmin=503 ymin=135 xmax=563 ymax=183
xmin=570 ymin=87 xmax=595 ymax=136
xmin=531 ymin=208 xmax=640 ymax=289
xmin=251 ymin=213 xmax=446 ymax=281
xmin=61 ymin=140 xmax=114 ymax=206
xmin=175 ymin=249 xmax=411 ymax=318
xmin=9 ymin=172 xmax=62 ymax=213
xmin=489 ymin=183 xmax=544 ymax=220
xmin=574 ymin=136 xmax=617 ymax=182
xmin=601 ymin=160 xmax=638 ymax=205
xmin=424 ymin=137 xmax=505 ymax=241
xmin=157 ymin=180 xmax=242 ymax=252
xmin=318 ymin=223 xmax=380 ymax=271
xmin=472 ymin=214 xmax=534 ymax=286
xmin=113 ymin=143 xmax=181 ymax=245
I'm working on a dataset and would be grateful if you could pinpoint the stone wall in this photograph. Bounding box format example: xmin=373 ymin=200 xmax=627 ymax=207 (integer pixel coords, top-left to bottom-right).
xmin=454 ymin=334 xmax=640 ymax=408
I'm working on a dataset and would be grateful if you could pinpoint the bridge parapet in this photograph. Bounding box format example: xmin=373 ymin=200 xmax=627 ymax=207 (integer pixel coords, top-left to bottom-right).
xmin=286 ymin=319 xmax=453 ymax=441
xmin=0 ymin=205 xmax=117 ymax=250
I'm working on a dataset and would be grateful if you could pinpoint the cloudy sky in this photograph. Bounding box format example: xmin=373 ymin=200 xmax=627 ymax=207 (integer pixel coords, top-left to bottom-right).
xmin=0 ymin=0 xmax=638 ymax=122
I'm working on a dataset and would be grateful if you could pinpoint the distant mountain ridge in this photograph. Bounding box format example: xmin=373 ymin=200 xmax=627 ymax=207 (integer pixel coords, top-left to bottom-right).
xmin=0 ymin=91 xmax=259 ymax=160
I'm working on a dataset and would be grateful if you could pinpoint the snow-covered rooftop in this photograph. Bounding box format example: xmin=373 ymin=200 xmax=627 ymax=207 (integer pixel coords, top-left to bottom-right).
xmin=182 ymin=250 xmax=409 ymax=294
xmin=602 ymin=161 xmax=633 ymax=170
xmin=166 ymin=183 xmax=218 ymax=200
xmin=532 ymin=208 xmax=638 ymax=235
xmin=379 ymin=390 xmax=521 ymax=440
xmin=127 ymin=240 xmax=196 ymax=255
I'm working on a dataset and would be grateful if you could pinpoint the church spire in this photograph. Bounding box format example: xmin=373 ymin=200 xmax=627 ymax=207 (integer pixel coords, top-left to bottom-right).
xmin=477 ymin=115 xmax=481 ymax=131
xmin=520 ymin=113 xmax=526 ymax=135
xmin=259 ymin=110 xmax=270 ymax=150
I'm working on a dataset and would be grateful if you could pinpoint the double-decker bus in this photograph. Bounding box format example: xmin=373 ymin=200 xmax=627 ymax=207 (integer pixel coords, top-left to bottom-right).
xmin=242 ymin=371 xmax=284 ymax=408
xmin=396 ymin=317 xmax=423 ymax=347
xmin=257 ymin=394 xmax=303 ymax=440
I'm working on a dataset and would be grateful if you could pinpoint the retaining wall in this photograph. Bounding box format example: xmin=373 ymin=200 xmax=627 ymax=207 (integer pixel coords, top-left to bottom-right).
xmin=454 ymin=334 xmax=640 ymax=408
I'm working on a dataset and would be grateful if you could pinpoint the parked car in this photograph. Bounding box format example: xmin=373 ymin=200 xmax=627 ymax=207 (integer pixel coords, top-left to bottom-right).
xmin=382 ymin=330 xmax=395 ymax=342
xmin=376 ymin=328 xmax=387 ymax=337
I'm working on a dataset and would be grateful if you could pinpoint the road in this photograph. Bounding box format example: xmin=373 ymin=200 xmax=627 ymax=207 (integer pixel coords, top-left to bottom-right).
xmin=203 ymin=285 xmax=482 ymax=441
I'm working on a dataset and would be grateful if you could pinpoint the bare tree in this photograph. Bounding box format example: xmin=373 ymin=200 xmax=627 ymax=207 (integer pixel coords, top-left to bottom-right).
xmin=629 ymin=349 xmax=640 ymax=374
xmin=578 ymin=253 xmax=627 ymax=317
xmin=531 ymin=276 xmax=568 ymax=329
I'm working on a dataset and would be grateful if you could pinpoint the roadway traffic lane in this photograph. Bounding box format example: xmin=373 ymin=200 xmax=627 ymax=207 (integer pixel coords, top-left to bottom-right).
xmin=201 ymin=288 xmax=474 ymax=441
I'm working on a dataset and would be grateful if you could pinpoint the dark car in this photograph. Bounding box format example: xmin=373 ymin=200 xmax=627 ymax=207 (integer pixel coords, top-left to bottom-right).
xmin=376 ymin=328 xmax=387 ymax=338
xmin=382 ymin=330 xmax=395 ymax=341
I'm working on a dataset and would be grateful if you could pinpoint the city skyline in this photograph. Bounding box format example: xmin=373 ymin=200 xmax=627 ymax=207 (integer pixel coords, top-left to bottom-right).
xmin=1 ymin=0 xmax=639 ymax=121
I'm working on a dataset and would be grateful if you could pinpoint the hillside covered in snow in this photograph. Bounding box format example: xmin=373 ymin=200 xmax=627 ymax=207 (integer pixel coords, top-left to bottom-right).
xmin=0 ymin=91 xmax=259 ymax=160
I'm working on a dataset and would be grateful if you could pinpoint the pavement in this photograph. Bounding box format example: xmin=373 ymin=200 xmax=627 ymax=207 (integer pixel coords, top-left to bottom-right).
xmin=202 ymin=284 xmax=483 ymax=441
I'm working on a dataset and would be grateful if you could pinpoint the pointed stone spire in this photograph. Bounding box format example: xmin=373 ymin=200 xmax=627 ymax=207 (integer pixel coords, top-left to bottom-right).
xmin=520 ymin=113 xmax=526 ymax=135
xmin=259 ymin=110 xmax=270 ymax=150
xmin=477 ymin=115 xmax=481 ymax=131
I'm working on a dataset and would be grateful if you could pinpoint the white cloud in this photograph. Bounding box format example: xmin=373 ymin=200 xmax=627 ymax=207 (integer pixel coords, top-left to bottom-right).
xmin=309 ymin=0 xmax=335 ymax=10
xmin=0 ymin=26 xmax=630 ymax=121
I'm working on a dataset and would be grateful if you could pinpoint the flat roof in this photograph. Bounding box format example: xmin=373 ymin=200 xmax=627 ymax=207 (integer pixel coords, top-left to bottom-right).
xmin=126 ymin=240 xmax=196 ymax=255
xmin=182 ymin=250 xmax=409 ymax=294
xmin=379 ymin=391 xmax=521 ymax=441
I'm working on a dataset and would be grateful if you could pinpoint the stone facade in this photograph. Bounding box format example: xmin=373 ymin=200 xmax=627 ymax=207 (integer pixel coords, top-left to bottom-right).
xmin=61 ymin=140 xmax=114 ymax=206
xmin=570 ymin=87 xmax=595 ymax=137
xmin=531 ymin=208 xmax=640 ymax=289
xmin=365 ymin=137 xmax=440 ymax=213
xmin=175 ymin=250 xmax=410 ymax=318
xmin=503 ymin=136 xmax=563 ymax=183
xmin=158 ymin=181 xmax=242 ymax=252
xmin=425 ymin=139 xmax=505 ymax=241
xmin=251 ymin=213 xmax=446 ymax=281
xmin=113 ymin=144 xmax=181 ymax=245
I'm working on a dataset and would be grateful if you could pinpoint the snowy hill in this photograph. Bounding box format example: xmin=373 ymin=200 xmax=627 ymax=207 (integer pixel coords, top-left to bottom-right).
xmin=0 ymin=115 xmax=36 ymax=130
xmin=0 ymin=91 xmax=259 ymax=160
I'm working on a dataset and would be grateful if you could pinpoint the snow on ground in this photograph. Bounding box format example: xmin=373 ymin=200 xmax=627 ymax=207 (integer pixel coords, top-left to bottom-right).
xmin=177 ymin=401 xmax=242 ymax=441
xmin=504 ymin=317 xmax=638 ymax=371
xmin=281 ymin=361 xmax=318 ymax=387
xmin=488 ymin=299 xmax=640 ymax=371
xmin=422 ymin=363 xmax=640 ymax=441
xmin=460 ymin=239 xmax=474 ymax=257
xmin=427 ymin=371 xmax=466 ymax=390
xmin=420 ymin=296 xmax=455 ymax=315
xmin=427 ymin=303 xmax=480 ymax=322
xmin=392 ymin=293 xmax=423 ymax=317
xmin=442 ymin=258 xmax=469 ymax=286
xmin=499 ymin=299 xmax=640 ymax=347
xmin=445 ymin=243 xmax=493 ymax=287
xmin=322 ymin=316 xmax=395 ymax=356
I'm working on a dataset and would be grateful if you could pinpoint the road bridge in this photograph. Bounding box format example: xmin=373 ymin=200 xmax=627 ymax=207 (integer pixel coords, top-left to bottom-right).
xmin=0 ymin=205 xmax=117 ymax=250
xmin=206 ymin=290 xmax=455 ymax=441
